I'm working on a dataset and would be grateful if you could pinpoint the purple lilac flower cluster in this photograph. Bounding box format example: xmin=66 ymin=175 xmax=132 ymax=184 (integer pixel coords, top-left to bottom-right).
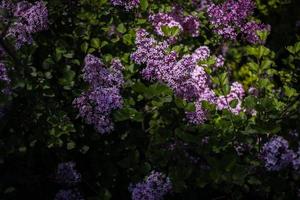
xmin=216 ymin=82 xmax=245 ymax=114
xmin=149 ymin=7 xmax=200 ymax=38
xmin=56 ymin=162 xmax=81 ymax=186
xmin=149 ymin=13 xmax=183 ymax=37
xmin=0 ymin=63 xmax=10 ymax=84
xmin=129 ymin=171 xmax=172 ymax=200
xmin=241 ymin=21 xmax=271 ymax=44
xmin=261 ymin=136 xmax=295 ymax=171
xmin=207 ymin=0 xmax=270 ymax=44
xmin=110 ymin=0 xmax=140 ymax=10
xmin=54 ymin=189 xmax=84 ymax=200
xmin=131 ymin=29 xmax=210 ymax=100
xmin=73 ymin=55 xmax=124 ymax=134
xmin=186 ymin=88 xmax=216 ymax=124
xmin=0 ymin=62 xmax=11 ymax=95
xmin=0 ymin=0 xmax=13 ymax=12
xmin=2 ymin=1 xmax=48 ymax=48
xmin=215 ymin=55 xmax=225 ymax=68
xmin=132 ymin=29 xmax=245 ymax=124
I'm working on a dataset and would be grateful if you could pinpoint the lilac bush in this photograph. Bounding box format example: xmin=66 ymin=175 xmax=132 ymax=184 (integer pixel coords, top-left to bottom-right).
xmin=0 ymin=0 xmax=300 ymax=199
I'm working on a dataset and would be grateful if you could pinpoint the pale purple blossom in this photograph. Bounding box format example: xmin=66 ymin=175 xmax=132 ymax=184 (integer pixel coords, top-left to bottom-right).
xmin=54 ymin=189 xmax=84 ymax=200
xmin=129 ymin=171 xmax=172 ymax=200
xmin=0 ymin=62 xmax=11 ymax=95
xmin=73 ymin=55 xmax=124 ymax=134
xmin=18 ymin=1 xmax=48 ymax=33
xmin=149 ymin=13 xmax=183 ymax=37
xmin=216 ymin=82 xmax=245 ymax=114
xmin=241 ymin=21 xmax=271 ymax=44
xmin=192 ymin=0 xmax=210 ymax=10
xmin=207 ymin=0 xmax=271 ymax=43
xmin=56 ymin=162 xmax=81 ymax=186
xmin=261 ymin=136 xmax=295 ymax=171
xmin=215 ymin=55 xmax=225 ymax=68
xmin=186 ymin=88 xmax=216 ymax=124
xmin=110 ymin=0 xmax=140 ymax=10
xmin=248 ymin=86 xmax=258 ymax=96
xmin=149 ymin=8 xmax=200 ymax=38
xmin=182 ymin=15 xmax=200 ymax=37
xmin=132 ymin=29 xmax=245 ymax=123
xmin=234 ymin=143 xmax=251 ymax=156
xmin=5 ymin=1 xmax=48 ymax=48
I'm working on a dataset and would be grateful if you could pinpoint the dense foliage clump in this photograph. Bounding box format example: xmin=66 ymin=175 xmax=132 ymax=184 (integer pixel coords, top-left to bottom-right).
xmin=0 ymin=0 xmax=300 ymax=199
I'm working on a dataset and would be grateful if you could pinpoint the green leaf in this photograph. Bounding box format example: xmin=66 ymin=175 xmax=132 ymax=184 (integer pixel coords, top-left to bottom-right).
xmin=287 ymin=42 xmax=300 ymax=54
xmin=243 ymin=96 xmax=256 ymax=109
xmin=113 ymin=107 xmax=143 ymax=122
xmin=185 ymin=102 xmax=196 ymax=112
xmin=81 ymin=42 xmax=89 ymax=53
xmin=117 ymin=23 xmax=127 ymax=33
xmin=91 ymin=38 xmax=101 ymax=49
xmin=247 ymin=62 xmax=259 ymax=72
xmin=140 ymin=0 xmax=148 ymax=11
xmin=229 ymin=99 xmax=239 ymax=108
xmin=67 ymin=141 xmax=76 ymax=150
xmin=258 ymin=46 xmax=270 ymax=59
xmin=260 ymin=59 xmax=273 ymax=70
xmin=284 ymin=86 xmax=297 ymax=98
xmin=58 ymin=66 xmax=76 ymax=89
xmin=161 ymin=25 xmax=180 ymax=37
xmin=123 ymin=34 xmax=133 ymax=45
xmin=246 ymin=46 xmax=270 ymax=59
xmin=257 ymin=30 xmax=269 ymax=42
xmin=202 ymin=100 xmax=216 ymax=111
